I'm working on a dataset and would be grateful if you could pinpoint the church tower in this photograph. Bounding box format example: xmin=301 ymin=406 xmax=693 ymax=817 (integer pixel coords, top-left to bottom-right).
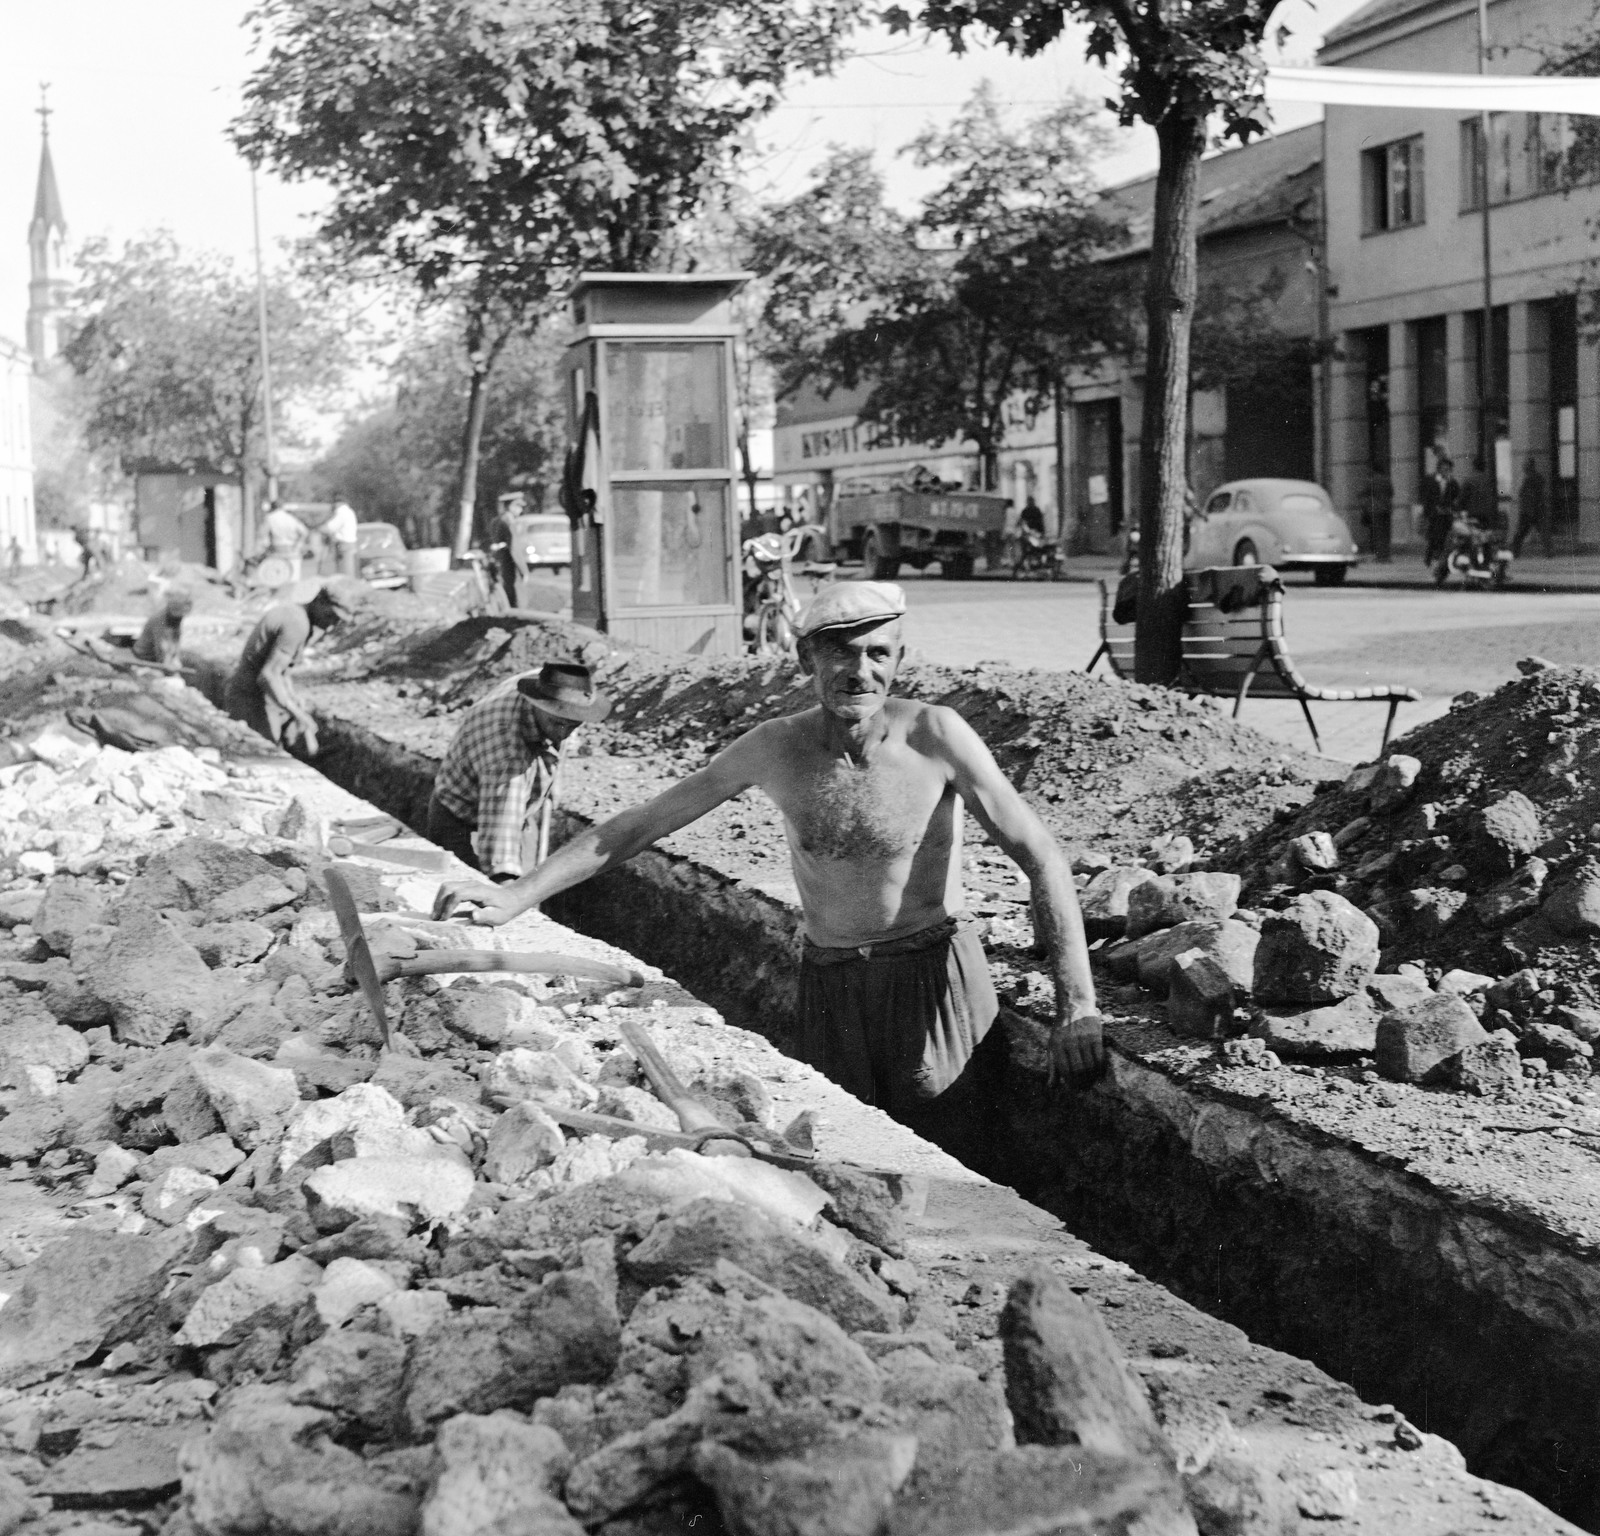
xmin=26 ymin=88 xmax=68 ymax=370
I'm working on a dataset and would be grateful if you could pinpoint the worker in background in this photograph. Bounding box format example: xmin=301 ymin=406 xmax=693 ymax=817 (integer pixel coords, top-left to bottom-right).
xmin=1512 ymin=457 xmax=1550 ymax=560
xmin=223 ymin=577 xmax=368 ymax=757
xmin=435 ymin=584 xmax=1103 ymax=1120
xmin=325 ymin=496 xmax=359 ymax=578
xmin=1362 ymin=463 xmax=1394 ymax=563
xmin=427 ymin=662 xmax=611 ymax=880
xmin=1421 ymin=456 xmax=1459 ymax=566
xmin=73 ymin=526 xmax=99 ymax=582
xmin=257 ymin=502 xmax=309 ymax=579
xmin=132 ymin=589 xmax=194 ymax=669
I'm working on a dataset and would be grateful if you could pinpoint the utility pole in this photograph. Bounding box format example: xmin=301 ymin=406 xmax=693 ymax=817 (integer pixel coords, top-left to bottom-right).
xmin=250 ymin=166 xmax=278 ymax=555
xmin=1477 ymin=0 xmax=1496 ymax=480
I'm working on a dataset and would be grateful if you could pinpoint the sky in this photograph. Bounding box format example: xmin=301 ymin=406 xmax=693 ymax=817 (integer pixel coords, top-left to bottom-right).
xmin=0 ymin=0 xmax=1370 ymax=352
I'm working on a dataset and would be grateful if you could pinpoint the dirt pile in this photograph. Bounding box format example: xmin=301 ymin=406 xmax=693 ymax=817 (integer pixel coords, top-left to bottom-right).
xmin=296 ymin=611 xmax=1328 ymax=865
xmin=0 ymin=736 xmax=1269 ymax=1534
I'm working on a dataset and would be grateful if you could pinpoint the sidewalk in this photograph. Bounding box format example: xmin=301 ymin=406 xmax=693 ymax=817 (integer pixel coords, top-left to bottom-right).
xmin=1043 ymin=552 xmax=1600 ymax=593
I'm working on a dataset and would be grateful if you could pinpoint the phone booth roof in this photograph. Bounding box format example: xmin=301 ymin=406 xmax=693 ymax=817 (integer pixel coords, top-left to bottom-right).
xmin=567 ymin=271 xmax=751 ymax=332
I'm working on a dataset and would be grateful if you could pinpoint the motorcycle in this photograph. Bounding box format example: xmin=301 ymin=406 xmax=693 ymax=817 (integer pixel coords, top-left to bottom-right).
xmin=1433 ymin=514 xmax=1512 ymax=589
xmin=1010 ymin=527 xmax=1064 ymax=581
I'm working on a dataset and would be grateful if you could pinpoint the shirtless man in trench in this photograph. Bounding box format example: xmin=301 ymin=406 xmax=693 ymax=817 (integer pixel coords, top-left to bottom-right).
xmin=433 ymin=582 xmax=1103 ymax=1111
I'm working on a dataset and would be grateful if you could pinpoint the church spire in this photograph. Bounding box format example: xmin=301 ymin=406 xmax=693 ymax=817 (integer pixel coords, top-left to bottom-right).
xmin=27 ymin=84 xmax=69 ymax=369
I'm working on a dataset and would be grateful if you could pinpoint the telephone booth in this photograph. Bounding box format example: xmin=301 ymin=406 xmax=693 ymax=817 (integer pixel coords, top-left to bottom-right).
xmin=563 ymin=272 xmax=750 ymax=656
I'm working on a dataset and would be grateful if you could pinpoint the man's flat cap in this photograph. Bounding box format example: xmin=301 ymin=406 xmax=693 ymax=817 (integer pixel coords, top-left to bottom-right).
xmin=794 ymin=581 xmax=907 ymax=639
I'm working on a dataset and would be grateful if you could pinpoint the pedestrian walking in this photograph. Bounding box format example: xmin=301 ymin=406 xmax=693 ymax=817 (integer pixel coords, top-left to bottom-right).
xmin=7 ymin=537 xmax=21 ymax=577
xmin=1421 ymin=457 xmax=1459 ymax=566
xmin=1512 ymin=457 xmax=1550 ymax=559
xmin=1363 ymin=464 xmax=1394 ymax=562
xmin=325 ymin=497 xmax=359 ymax=578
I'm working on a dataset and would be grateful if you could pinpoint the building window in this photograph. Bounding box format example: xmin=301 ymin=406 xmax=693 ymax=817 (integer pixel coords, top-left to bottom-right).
xmin=1462 ymin=113 xmax=1600 ymax=209
xmin=1362 ymin=136 xmax=1425 ymax=232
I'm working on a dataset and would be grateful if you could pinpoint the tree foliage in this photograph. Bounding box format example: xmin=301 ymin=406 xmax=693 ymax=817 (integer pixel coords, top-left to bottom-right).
xmin=898 ymin=0 xmax=1282 ymax=682
xmin=747 ymin=87 xmax=1130 ymax=485
xmin=60 ymin=233 xmax=349 ymax=481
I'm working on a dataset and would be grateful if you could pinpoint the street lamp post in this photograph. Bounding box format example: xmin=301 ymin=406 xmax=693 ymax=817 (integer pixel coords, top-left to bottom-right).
xmin=1478 ymin=0 xmax=1496 ymax=478
xmin=250 ymin=166 xmax=278 ymax=554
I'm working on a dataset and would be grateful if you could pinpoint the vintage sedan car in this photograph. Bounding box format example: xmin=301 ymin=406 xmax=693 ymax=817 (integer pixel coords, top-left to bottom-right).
xmin=516 ymin=513 xmax=572 ymax=572
xmin=356 ymin=522 xmax=410 ymax=588
xmin=1186 ymin=478 xmax=1360 ymax=585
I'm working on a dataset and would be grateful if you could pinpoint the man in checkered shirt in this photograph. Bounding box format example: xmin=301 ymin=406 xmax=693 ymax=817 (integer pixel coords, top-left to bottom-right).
xmin=427 ymin=662 xmax=611 ymax=880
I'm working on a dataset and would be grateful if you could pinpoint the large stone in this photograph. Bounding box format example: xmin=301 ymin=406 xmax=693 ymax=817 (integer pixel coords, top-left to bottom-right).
xmin=1166 ymin=952 xmax=1237 ymax=1040
xmin=805 ymin=1162 xmax=908 ymax=1258
xmin=124 ymin=837 xmax=282 ymax=913
xmin=147 ymin=1133 xmax=248 ymax=1180
xmin=695 ymin=1429 xmax=918 ymax=1536
xmin=304 ymin=1156 xmax=476 ymax=1232
xmin=1126 ymin=873 xmax=1240 ymax=942
xmin=288 ymin=1330 xmax=410 ymax=1438
xmin=1077 ymin=867 xmax=1160 ymax=942
xmin=1542 ymin=865 xmax=1600 ymax=939
xmin=188 ymin=1049 xmax=301 ymax=1150
xmin=1397 ymin=886 xmax=1469 ymax=937
xmin=881 ymin=1347 xmax=1012 ymax=1493
xmin=1252 ymin=992 xmax=1379 ymax=1061
xmin=205 ymin=873 xmax=300 ymax=924
xmin=0 ymin=1229 xmax=188 ymax=1384
xmin=1522 ymin=1019 xmax=1594 ymax=1065
xmin=483 ymin=1101 xmax=565 ymax=1186
xmin=485 ymin=1048 xmax=598 ymax=1110
xmin=1364 ymin=753 xmax=1422 ymax=813
xmin=371 ymin=1054 xmax=481 ymax=1110
xmin=1475 ymin=858 xmax=1549 ymax=929
xmin=884 ymin=1445 xmax=1197 ymax=1536
xmin=999 ymin=1268 xmax=1170 ymax=1462
xmin=437 ymin=986 xmax=561 ymax=1050
xmin=405 ymin=1269 xmax=620 ymax=1434
xmin=1252 ymin=892 xmax=1379 ymax=1005
xmin=625 ymin=1196 xmax=900 ymax=1334
xmin=279 ymin=1083 xmax=411 ymax=1172
xmin=1446 ymin=1032 xmax=1524 ymax=1096
xmin=142 ymin=1165 xmax=222 ymax=1225
xmin=313 ymin=1256 xmax=403 ymax=1327
xmin=212 ymin=999 xmax=296 ymax=1057
xmin=191 ymin=921 xmax=277 ymax=970
xmin=175 ymin=1255 xmax=323 ymax=1348
xmin=1136 ymin=921 xmax=1258 ymax=998
xmin=34 ymin=877 xmax=109 ymax=957
xmin=38 ymin=1422 xmax=185 ymax=1507
xmin=0 ymin=1011 xmax=89 ymax=1084
xmin=1375 ymin=993 xmax=1489 ymax=1084
xmin=422 ymin=1412 xmax=579 ymax=1536
xmin=178 ymin=1385 xmax=420 ymax=1535
xmin=1471 ymin=791 xmax=1544 ymax=876
xmin=0 ymin=1095 xmax=64 ymax=1161
xmin=73 ymin=907 xmax=225 ymax=1047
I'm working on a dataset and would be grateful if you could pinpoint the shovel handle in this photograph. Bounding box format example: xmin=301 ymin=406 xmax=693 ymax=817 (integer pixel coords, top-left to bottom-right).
xmin=378 ymin=950 xmax=643 ymax=987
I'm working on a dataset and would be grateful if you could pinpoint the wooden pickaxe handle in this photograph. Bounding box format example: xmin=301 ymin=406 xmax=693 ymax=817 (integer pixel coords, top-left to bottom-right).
xmin=619 ymin=1017 xmax=750 ymax=1157
xmin=374 ymin=950 xmax=644 ymax=988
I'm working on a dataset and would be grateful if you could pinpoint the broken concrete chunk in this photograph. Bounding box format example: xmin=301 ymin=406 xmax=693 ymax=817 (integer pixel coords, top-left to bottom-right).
xmin=405 ymin=1270 xmax=621 ymax=1435
xmin=804 ymin=1161 xmax=908 ymax=1258
xmin=72 ymin=906 xmax=225 ymax=1047
xmin=437 ymin=985 xmax=561 ymax=1049
xmin=1290 ymin=832 xmax=1339 ymax=872
xmin=205 ymin=872 xmax=300 ymax=924
xmin=625 ymin=1197 xmax=900 ymax=1334
xmin=314 ymin=1256 xmax=403 ymax=1326
xmin=1077 ymin=867 xmax=1159 ymax=942
xmin=483 ymin=1101 xmax=566 ymax=1186
xmin=34 ymin=877 xmax=109 ymax=957
xmin=1125 ymin=872 xmax=1241 ymax=941
xmin=38 ymin=1421 xmax=185 ymax=1508
xmin=1366 ymin=754 xmax=1422 ymax=813
xmin=1136 ymin=920 xmax=1258 ymax=998
xmin=1252 ymin=992 xmax=1379 ymax=1061
xmin=1471 ymin=790 xmax=1544 ymax=876
xmin=124 ymin=837 xmax=283 ymax=913
xmin=279 ymin=1082 xmax=410 ymax=1172
xmin=191 ymin=920 xmax=276 ymax=970
xmin=880 ymin=1347 xmax=1012 ymax=1492
xmin=142 ymin=1165 xmax=222 ymax=1225
xmin=147 ymin=1133 xmax=248 ymax=1180
xmin=304 ymin=1156 xmax=477 ymax=1232
xmin=421 ymin=1413 xmax=579 ymax=1536
xmin=1541 ymin=864 xmax=1600 ymax=939
xmin=0 ymin=1096 xmax=65 ymax=1161
xmin=1446 ymin=1032 xmax=1524 ymax=1096
xmin=1375 ymin=993 xmax=1489 ymax=1084
xmin=1166 ymin=951 xmax=1237 ymax=1040
xmin=288 ymin=1329 xmax=410 ymax=1440
xmin=0 ymin=1013 xmax=89 ymax=1084
xmin=1252 ymin=891 xmax=1379 ymax=1005
xmin=176 ymin=1254 xmax=323 ymax=1348
xmin=1475 ymin=857 xmax=1549 ymax=929
xmin=484 ymin=1048 xmax=598 ymax=1110
xmin=1397 ymin=885 xmax=1469 ymax=937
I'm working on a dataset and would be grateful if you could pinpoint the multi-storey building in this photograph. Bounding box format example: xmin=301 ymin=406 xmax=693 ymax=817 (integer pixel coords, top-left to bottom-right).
xmin=0 ymin=336 xmax=36 ymax=563
xmin=1322 ymin=0 xmax=1600 ymax=552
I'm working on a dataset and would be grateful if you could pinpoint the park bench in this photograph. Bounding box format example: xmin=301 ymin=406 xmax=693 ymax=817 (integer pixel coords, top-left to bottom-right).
xmin=1085 ymin=565 xmax=1419 ymax=754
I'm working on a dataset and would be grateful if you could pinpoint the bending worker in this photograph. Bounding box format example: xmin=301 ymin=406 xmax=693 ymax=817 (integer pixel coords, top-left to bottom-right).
xmin=132 ymin=588 xmax=194 ymax=669
xmin=428 ymin=662 xmax=611 ymax=880
xmin=435 ymin=583 xmax=1103 ymax=1115
xmin=224 ymin=577 xmax=367 ymax=757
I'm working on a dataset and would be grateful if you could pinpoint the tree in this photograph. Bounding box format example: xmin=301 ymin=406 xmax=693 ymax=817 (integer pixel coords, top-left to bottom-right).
xmin=898 ymin=0 xmax=1277 ymax=682
xmin=235 ymin=0 xmax=864 ymax=557
xmin=60 ymin=233 xmax=350 ymax=529
xmin=748 ymin=87 xmax=1131 ymax=490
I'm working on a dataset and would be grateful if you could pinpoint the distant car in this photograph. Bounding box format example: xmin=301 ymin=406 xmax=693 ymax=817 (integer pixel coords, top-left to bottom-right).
xmin=516 ymin=513 xmax=571 ymax=573
xmin=356 ymin=522 xmax=409 ymax=588
xmin=1186 ymin=478 xmax=1360 ymax=586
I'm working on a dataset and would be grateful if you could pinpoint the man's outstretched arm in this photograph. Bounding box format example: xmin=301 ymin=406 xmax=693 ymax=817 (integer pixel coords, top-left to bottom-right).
xmin=432 ymin=725 xmax=772 ymax=925
xmin=926 ymin=708 xmax=1103 ymax=1087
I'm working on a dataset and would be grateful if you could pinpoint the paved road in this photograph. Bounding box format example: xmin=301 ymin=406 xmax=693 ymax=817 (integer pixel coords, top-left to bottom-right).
xmin=890 ymin=571 xmax=1600 ymax=765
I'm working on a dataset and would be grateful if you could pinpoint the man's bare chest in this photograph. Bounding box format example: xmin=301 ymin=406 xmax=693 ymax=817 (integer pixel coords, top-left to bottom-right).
xmin=779 ymin=754 xmax=948 ymax=863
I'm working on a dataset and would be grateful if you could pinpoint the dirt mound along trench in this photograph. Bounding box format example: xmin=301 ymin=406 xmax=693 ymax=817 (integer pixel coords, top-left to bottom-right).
xmin=0 ymin=737 xmax=1532 ymax=1535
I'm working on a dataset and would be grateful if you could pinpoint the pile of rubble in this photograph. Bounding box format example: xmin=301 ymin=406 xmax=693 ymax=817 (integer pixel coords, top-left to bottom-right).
xmin=0 ymin=749 xmax=1297 ymax=1534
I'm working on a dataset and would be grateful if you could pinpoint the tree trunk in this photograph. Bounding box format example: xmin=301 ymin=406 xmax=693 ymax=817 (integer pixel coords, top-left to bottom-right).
xmin=452 ymin=361 xmax=492 ymax=563
xmin=738 ymin=422 xmax=760 ymax=519
xmin=1135 ymin=113 xmax=1208 ymax=685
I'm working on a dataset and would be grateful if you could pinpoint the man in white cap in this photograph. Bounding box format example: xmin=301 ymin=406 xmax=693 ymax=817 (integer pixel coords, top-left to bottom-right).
xmin=434 ymin=581 xmax=1102 ymax=1105
xmin=428 ymin=662 xmax=612 ymax=881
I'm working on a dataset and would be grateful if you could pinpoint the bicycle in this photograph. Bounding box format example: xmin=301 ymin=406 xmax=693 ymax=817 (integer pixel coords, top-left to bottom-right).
xmin=743 ymin=524 xmax=834 ymax=657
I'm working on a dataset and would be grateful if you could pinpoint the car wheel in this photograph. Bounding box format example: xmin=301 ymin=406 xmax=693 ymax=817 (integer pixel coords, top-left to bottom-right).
xmin=862 ymin=531 xmax=899 ymax=581
xmin=1313 ymin=565 xmax=1348 ymax=587
xmin=1233 ymin=539 xmax=1259 ymax=567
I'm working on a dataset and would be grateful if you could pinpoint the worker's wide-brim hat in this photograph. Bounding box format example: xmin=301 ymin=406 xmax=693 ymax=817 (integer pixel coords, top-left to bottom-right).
xmin=517 ymin=661 xmax=612 ymax=723
xmin=794 ymin=580 xmax=907 ymax=640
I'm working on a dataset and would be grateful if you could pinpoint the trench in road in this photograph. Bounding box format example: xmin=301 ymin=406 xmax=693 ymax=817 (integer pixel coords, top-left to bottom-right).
xmin=287 ymin=695 xmax=1600 ymax=1531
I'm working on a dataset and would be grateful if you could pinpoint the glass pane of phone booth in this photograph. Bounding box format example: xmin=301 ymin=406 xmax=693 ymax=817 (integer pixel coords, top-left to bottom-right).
xmin=604 ymin=343 xmax=728 ymax=471
xmin=609 ymin=483 xmax=731 ymax=610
